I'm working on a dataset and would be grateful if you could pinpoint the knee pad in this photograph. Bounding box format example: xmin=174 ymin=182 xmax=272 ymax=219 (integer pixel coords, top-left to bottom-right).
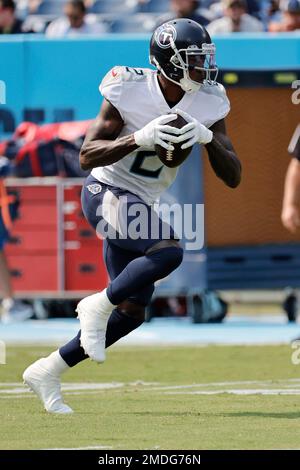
xmin=146 ymin=241 xmax=184 ymax=273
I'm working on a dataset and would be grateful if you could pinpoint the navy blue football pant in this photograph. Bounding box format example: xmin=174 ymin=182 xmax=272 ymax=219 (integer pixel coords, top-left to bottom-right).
xmin=59 ymin=175 xmax=183 ymax=366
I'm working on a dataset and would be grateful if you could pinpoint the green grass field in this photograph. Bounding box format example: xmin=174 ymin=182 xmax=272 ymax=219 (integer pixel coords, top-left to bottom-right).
xmin=1 ymin=344 xmax=300 ymax=450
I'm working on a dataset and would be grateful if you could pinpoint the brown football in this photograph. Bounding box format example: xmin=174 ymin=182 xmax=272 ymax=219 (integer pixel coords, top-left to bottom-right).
xmin=155 ymin=114 xmax=192 ymax=168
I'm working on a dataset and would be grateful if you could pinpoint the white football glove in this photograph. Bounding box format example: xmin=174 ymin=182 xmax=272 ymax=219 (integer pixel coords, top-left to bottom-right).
xmin=175 ymin=109 xmax=213 ymax=149
xmin=134 ymin=114 xmax=182 ymax=151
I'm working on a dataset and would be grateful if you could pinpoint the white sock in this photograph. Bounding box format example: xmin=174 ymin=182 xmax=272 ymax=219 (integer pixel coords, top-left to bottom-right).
xmin=43 ymin=350 xmax=69 ymax=376
xmin=98 ymin=288 xmax=116 ymax=315
xmin=81 ymin=288 xmax=115 ymax=319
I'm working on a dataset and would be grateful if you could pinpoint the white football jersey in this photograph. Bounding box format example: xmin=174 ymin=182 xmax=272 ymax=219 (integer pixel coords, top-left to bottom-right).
xmin=91 ymin=66 xmax=230 ymax=205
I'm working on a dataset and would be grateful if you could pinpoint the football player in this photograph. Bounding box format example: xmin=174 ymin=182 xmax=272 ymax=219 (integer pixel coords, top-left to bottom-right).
xmin=23 ymin=18 xmax=241 ymax=413
xmin=282 ymin=124 xmax=300 ymax=233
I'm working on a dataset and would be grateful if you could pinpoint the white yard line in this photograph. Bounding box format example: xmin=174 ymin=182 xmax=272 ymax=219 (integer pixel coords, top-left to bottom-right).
xmin=1 ymin=378 xmax=299 ymax=391
xmin=0 ymin=381 xmax=158 ymax=396
xmin=164 ymin=389 xmax=300 ymax=395
xmin=137 ymin=379 xmax=300 ymax=391
xmin=2 ymin=379 xmax=300 ymax=397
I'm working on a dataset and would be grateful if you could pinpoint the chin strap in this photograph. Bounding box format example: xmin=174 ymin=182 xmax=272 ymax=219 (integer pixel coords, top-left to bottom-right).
xmin=169 ymin=38 xmax=201 ymax=93
xmin=179 ymin=77 xmax=201 ymax=94
xmin=152 ymin=56 xmax=201 ymax=94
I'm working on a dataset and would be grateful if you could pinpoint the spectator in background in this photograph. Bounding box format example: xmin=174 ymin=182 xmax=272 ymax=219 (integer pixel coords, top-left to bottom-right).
xmin=269 ymin=0 xmax=300 ymax=31
xmin=45 ymin=0 xmax=107 ymax=37
xmin=0 ymin=0 xmax=25 ymax=33
xmin=155 ymin=0 xmax=210 ymax=28
xmin=245 ymin=0 xmax=261 ymax=18
xmin=281 ymin=125 xmax=300 ymax=233
xmin=0 ymin=157 xmax=33 ymax=323
xmin=261 ymin=1 xmax=281 ymax=26
xmin=281 ymin=124 xmax=300 ymax=327
xmin=268 ymin=0 xmax=281 ymax=17
xmin=207 ymin=0 xmax=264 ymax=34
xmin=209 ymin=0 xmax=261 ymax=18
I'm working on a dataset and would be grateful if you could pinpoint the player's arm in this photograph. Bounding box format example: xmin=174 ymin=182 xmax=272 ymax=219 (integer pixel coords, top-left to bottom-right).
xmin=175 ymin=110 xmax=241 ymax=188
xmin=80 ymin=99 xmax=179 ymax=170
xmin=80 ymin=99 xmax=138 ymax=170
xmin=281 ymin=158 xmax=300 ymax=233
xmin=205 ymin=118 xmax=241 ymax=189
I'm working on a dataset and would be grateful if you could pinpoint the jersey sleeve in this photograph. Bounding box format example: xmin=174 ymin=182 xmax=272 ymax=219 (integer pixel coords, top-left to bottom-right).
xmin=99 ymin=66 xmax=132 ymax=121
xmin=216 ymin=83 xmax=230 ymax=119
xmin=204 ymin=83 xmax=231 ymax=128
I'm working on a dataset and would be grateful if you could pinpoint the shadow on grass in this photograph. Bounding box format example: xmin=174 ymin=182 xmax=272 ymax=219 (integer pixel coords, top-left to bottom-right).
xmin=121 ymin=411 xmax=202 ymax=417
xmin=221 ymin=411 xmax=300 ymax=419
xmin=121 ymin=410 xmax=300 ymax=419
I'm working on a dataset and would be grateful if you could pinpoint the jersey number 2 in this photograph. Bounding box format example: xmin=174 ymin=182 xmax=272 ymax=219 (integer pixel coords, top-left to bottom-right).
xmin=130 ymin=151 xmax=163 ymax=179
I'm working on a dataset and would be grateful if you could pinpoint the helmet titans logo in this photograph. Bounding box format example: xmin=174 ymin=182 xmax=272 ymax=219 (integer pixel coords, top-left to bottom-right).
xmin=155 ymin=24 xmax=177 ymax=49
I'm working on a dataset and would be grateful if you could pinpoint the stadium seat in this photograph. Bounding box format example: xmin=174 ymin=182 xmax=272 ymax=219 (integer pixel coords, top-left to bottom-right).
xmin=138 ymin=0 xmax=170 ymax=13
xmin=22 ymin=15 xmax=48 ymax=33
xmin=110 ymin=14 xmax=156 ymax=33
xmin=89 ymin=0 xmax=138 ymax=15
xmin=36 ymin=1 xmax=66 ymax=16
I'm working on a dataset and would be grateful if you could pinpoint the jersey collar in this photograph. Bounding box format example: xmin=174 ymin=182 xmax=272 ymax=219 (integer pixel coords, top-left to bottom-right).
xmin=149 ymin=71 xmax=195 ymax=115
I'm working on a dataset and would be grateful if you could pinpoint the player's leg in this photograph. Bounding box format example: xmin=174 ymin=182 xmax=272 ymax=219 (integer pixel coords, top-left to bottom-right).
xmin=103 ymin=240 xmax=155 ymax=347
xmin=76 ymin=181 xmax=183 ymax=362
xmin=22 ymin=350 xmax=73 ymax=414
xmin=22 ymin=299 xmax=150 ymax=415
xmin=23 ymin=240 xmax=154 ymax=414
xmin=105 ymin=239 xmax=183 ymax=305
xmin=23 ymin=179 xmax=183 ymax=412
xmin=59 ymin=240 xmax=154 ymax=366
xmin=59 ymin=298 xmax=152 ymax=366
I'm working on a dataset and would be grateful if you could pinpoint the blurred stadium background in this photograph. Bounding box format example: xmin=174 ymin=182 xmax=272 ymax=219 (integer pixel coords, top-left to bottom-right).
xmin=1 ymin=0 xmax=300 ymax=451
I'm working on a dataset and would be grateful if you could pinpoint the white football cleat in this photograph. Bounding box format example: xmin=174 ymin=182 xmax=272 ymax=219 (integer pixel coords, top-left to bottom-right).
xmin=76 ymin=293 xmax=112 ymax=363
xmin=23 ymin=359 xmax=73 ymax=414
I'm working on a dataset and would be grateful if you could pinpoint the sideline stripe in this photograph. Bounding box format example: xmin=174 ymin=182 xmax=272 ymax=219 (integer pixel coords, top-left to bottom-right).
xmin=2 ymin=379 xmax=300 ymax=397
xmin=164 ymin=389 xmax=300 ymax=395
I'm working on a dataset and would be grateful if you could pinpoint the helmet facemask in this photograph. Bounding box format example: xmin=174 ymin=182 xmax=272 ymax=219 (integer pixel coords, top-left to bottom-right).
xmin=152 ymin=41 xmax=218 ymax=94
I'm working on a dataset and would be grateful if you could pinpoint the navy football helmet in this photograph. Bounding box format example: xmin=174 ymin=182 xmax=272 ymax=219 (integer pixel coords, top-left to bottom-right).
xmin=150 ymin=18 xmax=218 ymax=93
